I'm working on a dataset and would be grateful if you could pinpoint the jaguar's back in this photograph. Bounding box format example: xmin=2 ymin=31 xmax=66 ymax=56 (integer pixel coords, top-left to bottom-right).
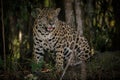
xmin=33 ymin=8 xmax=92 ymax=72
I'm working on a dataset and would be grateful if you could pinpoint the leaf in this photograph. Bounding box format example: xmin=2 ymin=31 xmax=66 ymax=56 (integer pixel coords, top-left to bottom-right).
xmin=31 ymin=60 xmax=45 ymax=72
xmin=44 ymin=0 xmax=49 ymax=7
xmin=110 ymin=20 xmax=115 ymax=28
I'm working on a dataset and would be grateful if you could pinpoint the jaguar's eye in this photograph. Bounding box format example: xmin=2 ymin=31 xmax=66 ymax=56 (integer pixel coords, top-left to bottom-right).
xmin=43 ymin=24 xmax=46 ymax=27
xmin=39 ymin=24 xmax=42 ymax=26
xmin=46 ymin=16 xmax=49 ymax=19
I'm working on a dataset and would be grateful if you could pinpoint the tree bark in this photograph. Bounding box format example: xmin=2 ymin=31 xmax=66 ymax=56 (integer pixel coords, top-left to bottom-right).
xmin=87 ymin=0 xmax=94 ymax=49
xmin=1 ymin=0 xmax=6 ymax=71
xmin=75 ymin=0 xmax=87 ymax=80
xmin=75 ymin=0 xmax=83 ymax=35
xmin=64 ymin=0 xmax=87 ymax=80
xmin=81 ymin=61 xmax=87 ymax=80
xmin=64 ymin=0 xmax=74 ymax=26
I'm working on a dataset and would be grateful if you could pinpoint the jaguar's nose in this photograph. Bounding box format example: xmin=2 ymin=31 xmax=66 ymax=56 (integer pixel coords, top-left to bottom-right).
xmin=49 ymin=21 xmax=54 ymax=25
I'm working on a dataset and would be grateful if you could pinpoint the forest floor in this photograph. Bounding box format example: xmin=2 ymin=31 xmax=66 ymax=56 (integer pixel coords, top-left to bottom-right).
xmin=87 ymin=51 xmax=120 ymax=80
xmin=0 ymin=51 xmax=120 ymax=80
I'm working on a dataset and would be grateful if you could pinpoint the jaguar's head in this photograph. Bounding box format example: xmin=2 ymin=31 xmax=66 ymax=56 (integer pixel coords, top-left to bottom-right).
xmin=35 ymin=8 xmax=61 ymax=33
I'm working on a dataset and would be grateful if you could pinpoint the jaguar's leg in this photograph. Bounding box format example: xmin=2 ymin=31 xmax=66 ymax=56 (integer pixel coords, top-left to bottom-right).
xmin=33 ymin=45 xmax=44 ymax=64
xmin=55 ymin=45 xmax=64 ymax=72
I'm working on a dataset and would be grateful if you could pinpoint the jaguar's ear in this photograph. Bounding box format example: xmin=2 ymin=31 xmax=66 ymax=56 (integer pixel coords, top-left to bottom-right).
xmin=31 ymin=8 xmax=42 ymax=18
xmin=36 ymin=8 xmax=42 ymax=13
xmin=55 ymin=8 xmax=61 ymax=15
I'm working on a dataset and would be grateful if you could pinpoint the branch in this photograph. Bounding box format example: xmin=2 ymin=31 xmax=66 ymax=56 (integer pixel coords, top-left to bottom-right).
xmin=60 ymin=53 xmax=73 ymax=80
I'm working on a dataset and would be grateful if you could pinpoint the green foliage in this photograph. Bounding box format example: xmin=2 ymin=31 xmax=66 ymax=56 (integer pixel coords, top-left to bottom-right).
xmin=92 ymin=0 xmax=115 ymax=51
xmin=20 ymin=6 xmax=28 ymax=22
xmin=31 ymin=60 xmax=45 ymax=72
xmin=82 ymin=0 xmax=115 ymax=51
xmin=44 ymin=0 xmax=56 ymax=7
xmin=6 ymin=53 xmax=19 ymax=72
xmin=44 ymin=0 xmax=50 ymax=7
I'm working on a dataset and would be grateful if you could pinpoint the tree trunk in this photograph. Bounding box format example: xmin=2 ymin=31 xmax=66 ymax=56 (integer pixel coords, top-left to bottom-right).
xmin=81 ymin=61 xmax=87 ymax=80
xmin=75 ymin=0 xmax=83 ymax=35
xmin=28 ymin=14 xmax=33 ymax=57
xmin=64 ymin=0 xmax=74 ymax=26
xmin=74 ymin=0 xmax=87 ymax=80
xmin=64 ymin=0 xmax=87 ymax=80
xmin=87 ymin=0 xmax=94 ymax=49
xmin=1 ymin=0 xmax=6 ymax=71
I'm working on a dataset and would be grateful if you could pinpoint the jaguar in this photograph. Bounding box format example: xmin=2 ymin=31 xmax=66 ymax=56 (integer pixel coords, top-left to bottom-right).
xmin=33 ymin=8 xmax=92 ymax=72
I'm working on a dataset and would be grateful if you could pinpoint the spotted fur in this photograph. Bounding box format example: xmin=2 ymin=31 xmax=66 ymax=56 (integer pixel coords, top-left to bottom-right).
xmin=33 ymin=8 xmax=92 ymax=72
